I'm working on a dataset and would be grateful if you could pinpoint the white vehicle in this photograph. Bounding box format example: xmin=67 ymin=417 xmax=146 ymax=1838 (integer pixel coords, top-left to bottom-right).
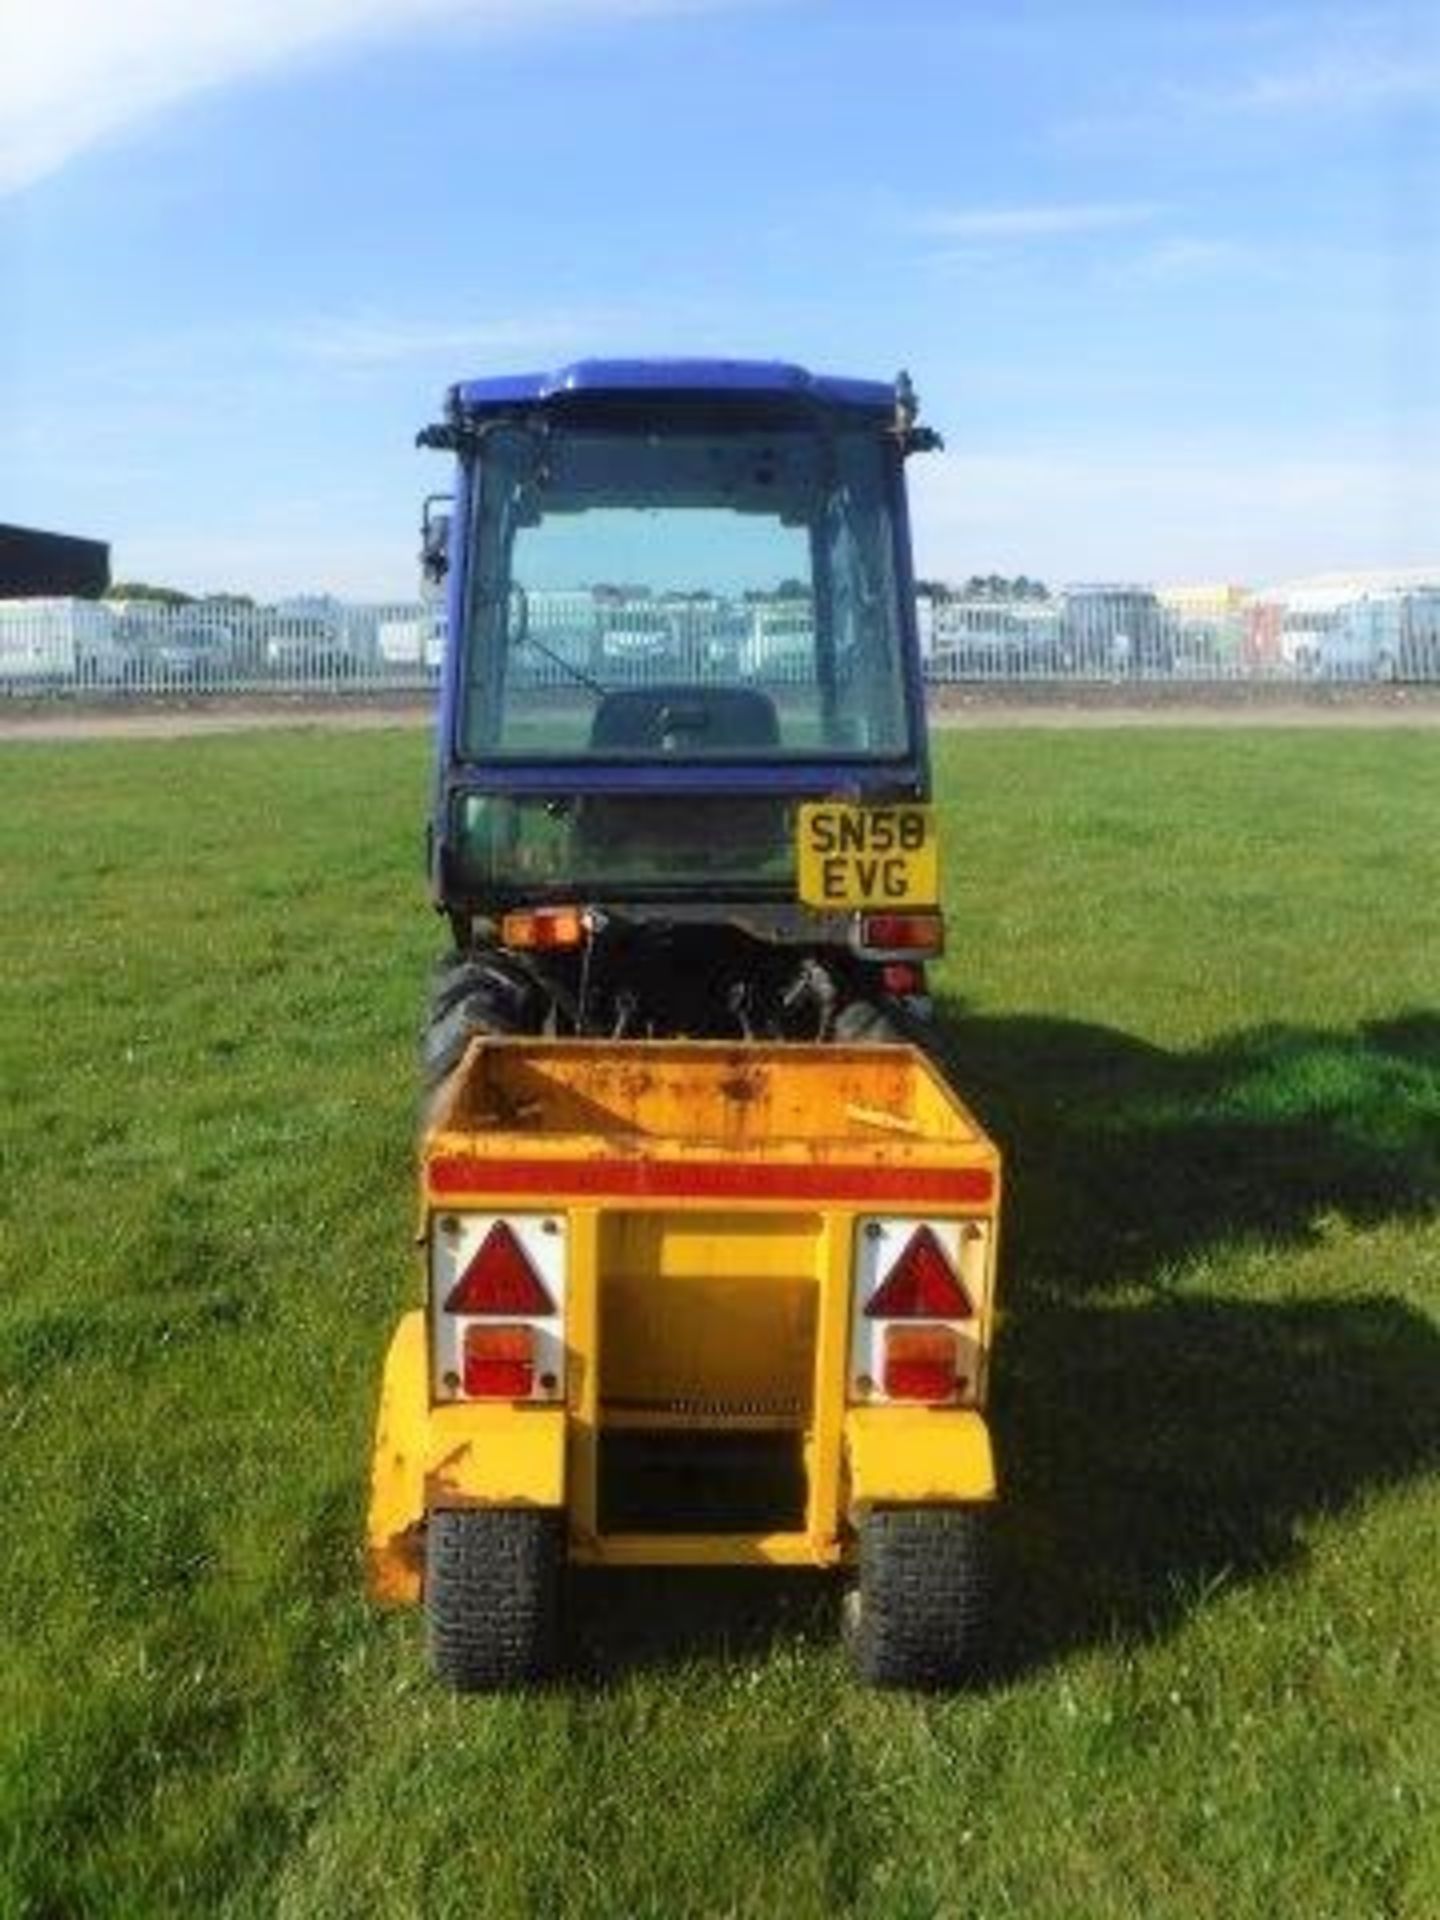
xmin=742 ymin=601 xmax=815 ymax=680
xmin=1315 ymin=591 xmax=1440 ymax=681
xmin=594 ymin=602 xmax=675 ymax=677
xmin=1281 ymin=598 xmax=1399 ymax=680
xmin=1311 ymin=611 xmax=1385 ymax=680
xmin=263 ymin=611 xmax=353 ymax=678
xmin=377 ymin=613 xmax=445 ymax=677
xmin=0 ymin=597 xmax=128 ymax=689
xmin=1281 ymin=607 xmax=1344 ymax=673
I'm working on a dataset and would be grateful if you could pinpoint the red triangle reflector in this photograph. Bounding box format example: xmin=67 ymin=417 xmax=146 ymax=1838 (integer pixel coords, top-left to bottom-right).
xmin=865 ymin=1225 xmax=973 ymax=1319
xmin=445 ymin=1221 xmax=556 ymax=1315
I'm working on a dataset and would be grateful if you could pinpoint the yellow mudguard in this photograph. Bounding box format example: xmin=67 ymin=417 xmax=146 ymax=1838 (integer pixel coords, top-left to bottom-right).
xmin=844 ymin=1406 xmax=997 ymax=1510
xmin=365 ymin=1310 xmax=567 ymax=1606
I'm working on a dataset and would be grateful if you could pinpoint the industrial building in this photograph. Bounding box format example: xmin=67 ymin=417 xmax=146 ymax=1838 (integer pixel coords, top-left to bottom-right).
xmin=0 ymin=524 xmax=111 ymax=599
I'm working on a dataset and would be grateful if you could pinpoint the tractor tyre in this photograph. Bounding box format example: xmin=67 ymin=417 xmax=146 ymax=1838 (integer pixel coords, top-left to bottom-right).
xmin=834 ymin=994 xmax=949 ymax=1070
xmin=847 ymin=1505 xmax=992 ymax=1690
xmin=420 ymin=949 xmax=539 ymax=1104
xmin=424 ymin=1508 xmax=563 ymax=1691
xmin=833 ymin=998 xmax=905 ymax=1046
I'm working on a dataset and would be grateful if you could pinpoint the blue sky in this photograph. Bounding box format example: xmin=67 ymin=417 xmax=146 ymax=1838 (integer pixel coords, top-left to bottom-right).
xmin=3 ymin=0 xmax=1438 ymax=597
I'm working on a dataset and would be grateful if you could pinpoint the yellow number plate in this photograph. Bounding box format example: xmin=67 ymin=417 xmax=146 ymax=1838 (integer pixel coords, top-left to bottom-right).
xmin=796 ymin=804 xmax=939 ymax=909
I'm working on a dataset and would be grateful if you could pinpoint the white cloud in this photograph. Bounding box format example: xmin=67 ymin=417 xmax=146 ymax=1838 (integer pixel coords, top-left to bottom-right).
xmin=281 ymin=311 xmax=594 ymax=367
xmin=265 ymin=292 xmax=749 ymax=367
xmin=912 ymin=202 xmax=1162 ymax=242
xmin=0 ymin=0 xmax=752 ymax=196
xmin=1060 ymin=31 xmax=1440 ymax=143
xmin=908 ymin=442 xmax=1440 ymax=587
xmin=1208 ymin=48 xmax=1440 ymax=115
xmin=81 ymin=431 xmax=1440 ymax=600
xmin=112 ymin=525 xmax=417 ymax=600
xmin=1118 ymin=236 xmax=1263 ymax=282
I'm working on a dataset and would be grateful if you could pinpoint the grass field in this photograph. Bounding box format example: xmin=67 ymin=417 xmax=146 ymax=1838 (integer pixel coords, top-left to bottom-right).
xmin=1 ymin=726 xmax=1437 ymax=1919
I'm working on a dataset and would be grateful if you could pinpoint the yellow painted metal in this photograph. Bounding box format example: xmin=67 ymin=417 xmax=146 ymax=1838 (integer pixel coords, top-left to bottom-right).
xmin=802 ymin=1213 xmax=854 ymax=1554
xmin=795 ymin=802 xmax=938 ymax=909
xmin=844 ymin=1407 xmax=997 ymax=1507
xmin=425 ymin=1402 xmax=567 ymax=1508
xmin=425 ymin=1038 xmax=996 ymax=1194
xmin=567 ymin=1204 xmax=602 ymax=1551
xmin=575 ymin=1531 xmax=846 ymax=1568
xmin=365 ymin=1309 xmax=567 ymax=1605
xmin=366 ymin=1310 xmax=428 ymax=1605
xmin=368 ymin=1036 xmax=1004 ymax=1603
xmin=600 ymin=1408 xmax=804 ymax=1433
xmin=597 ymin=1209 xmax=819 ymax=1418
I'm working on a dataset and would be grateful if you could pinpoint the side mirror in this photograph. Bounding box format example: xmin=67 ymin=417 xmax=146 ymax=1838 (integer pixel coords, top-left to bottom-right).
xmin=421 ymin=493 xmax=453 ymax=585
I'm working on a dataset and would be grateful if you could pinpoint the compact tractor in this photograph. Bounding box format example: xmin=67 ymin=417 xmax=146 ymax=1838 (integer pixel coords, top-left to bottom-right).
xmin=367 ymin=360 xmax=1003 ymax=1689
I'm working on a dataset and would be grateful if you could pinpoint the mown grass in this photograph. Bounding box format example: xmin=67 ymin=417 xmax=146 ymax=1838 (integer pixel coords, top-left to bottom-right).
xmin=1 ymin=725 xmax=1437 ymax=1919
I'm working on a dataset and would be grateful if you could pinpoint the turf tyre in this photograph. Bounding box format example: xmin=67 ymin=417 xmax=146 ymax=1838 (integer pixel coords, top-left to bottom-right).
xmin=833 ymin=995 xmax=947 ymax=1067
xmin=848 ymin=1504 xmax=991 ymax=1690
xmin=420 ymin=949 xmax=538 ymax=1099
xmin=424 ymin=1508 xmax=563 ymax=1691
xmin=833 ymin=998 xmax=904 ymax=1046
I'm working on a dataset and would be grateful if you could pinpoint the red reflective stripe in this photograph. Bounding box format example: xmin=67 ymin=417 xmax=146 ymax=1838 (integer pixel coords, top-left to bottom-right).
xmin=429 ymin=1156 xmax=994 ymax=1205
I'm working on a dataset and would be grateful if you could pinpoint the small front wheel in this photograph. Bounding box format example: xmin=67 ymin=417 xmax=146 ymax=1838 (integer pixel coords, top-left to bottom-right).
xmin=424 ymin=1508 xmax=563 ymax=1691
xmin=847 ymin=1505 xmax=992 ymax=1690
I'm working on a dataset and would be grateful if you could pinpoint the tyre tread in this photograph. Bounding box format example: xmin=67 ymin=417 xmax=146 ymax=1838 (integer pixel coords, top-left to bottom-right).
xmin=424 ymin=1508 xmax=562 ymax=1691
xmin=851 ymin=1505 xmax=991 ymax=1689
xmin=419 ymin=948 xmax=538 ymax=1098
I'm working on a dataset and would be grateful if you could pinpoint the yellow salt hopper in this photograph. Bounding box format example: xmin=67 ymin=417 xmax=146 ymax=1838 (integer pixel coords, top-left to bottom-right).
xmin=367 ymin=1036 xmax=1002 ymax=1689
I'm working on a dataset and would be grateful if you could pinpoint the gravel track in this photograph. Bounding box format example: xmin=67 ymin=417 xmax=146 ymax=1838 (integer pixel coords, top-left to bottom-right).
xmin=2 ymin=687 xmax=1438 ymax=742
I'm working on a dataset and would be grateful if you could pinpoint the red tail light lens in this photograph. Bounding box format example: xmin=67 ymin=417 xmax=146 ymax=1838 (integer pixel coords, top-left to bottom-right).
xmin=882 ymin=1324 xmax=961 ymax=1402
xmin=865 ymin=1225 xmax=974 ymax=1320
xmin=858 ymin=912 xmax=943 ymax=954
xmin=881 ymin=962 xmax=925 ymax=995
xmin=444 ymin=1221 xmax=556 ymax=1316
xmin=462 ymin=1323 xmax=534 ymax=1398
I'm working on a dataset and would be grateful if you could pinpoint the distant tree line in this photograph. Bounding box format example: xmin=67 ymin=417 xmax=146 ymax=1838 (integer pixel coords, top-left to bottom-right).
xmin=105 ymin=582 xmax=256 ymax=608
xmin=101 ymin=574 xmax=1052 ymax=609
xmin=916 ymin=575 xmax=1051 ymax=602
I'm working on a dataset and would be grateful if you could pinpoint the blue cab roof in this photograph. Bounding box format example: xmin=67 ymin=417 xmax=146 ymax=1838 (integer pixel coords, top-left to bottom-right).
xmin=452 ymin=358 xmax=897 ymax=416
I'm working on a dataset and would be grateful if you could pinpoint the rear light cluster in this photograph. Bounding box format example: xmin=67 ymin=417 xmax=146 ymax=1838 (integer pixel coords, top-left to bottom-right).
xmin=881 ymin=1325 xmax=961 ymax=1403
xmin=855 ymin=911 xmax=944 ymax=958
xmin=880 ymin=962 xmax=926 ymax=997
xmin=499 ymin=906 xmax=586 ymax=951
xmin=431 ymin=1215 xmax=566 ymax=1402
xmin=462 ymin=1324 xmax=534 ymax=1400
xmin=850 ymin=1219 xmax=987 ymax=1406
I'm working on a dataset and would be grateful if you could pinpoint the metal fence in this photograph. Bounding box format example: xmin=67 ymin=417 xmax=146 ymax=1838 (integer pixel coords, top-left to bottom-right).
xmin=3 ymin=586 xmax=1439 ymax=701
xmin=925 ymin=588 xmax=1440 ymax=684
xmin=0 ymin=597 xmax=443 ymax=700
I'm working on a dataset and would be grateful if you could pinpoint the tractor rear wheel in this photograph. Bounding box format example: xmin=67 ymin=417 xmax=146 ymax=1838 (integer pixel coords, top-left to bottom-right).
xmin=832 ymin=997 xmax=904 ymax=1045
xmin=847 ymin=1505 xmax=992 ymax=1689
xmin=424 ymin=1508 xmax=563 ymax=1690
xmin=420 ymin=948 xmax=539 ymax=1109
xmin=834 ymin=994 xmax=947 ymax=1064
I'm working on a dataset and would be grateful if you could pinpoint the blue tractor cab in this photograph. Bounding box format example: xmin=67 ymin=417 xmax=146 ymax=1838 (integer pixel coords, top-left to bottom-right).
xmin=416 ymin=359 xmax=942 ymax=1086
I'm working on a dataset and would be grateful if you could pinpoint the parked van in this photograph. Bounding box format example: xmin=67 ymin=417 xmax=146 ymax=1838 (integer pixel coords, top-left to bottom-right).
xmin=378 ymin=612 xmax=445 ymax=680
xmin=0 ymin=598 xmax=128 ymax=690
xmin=743 ymin=601 xmax=816 ymax=681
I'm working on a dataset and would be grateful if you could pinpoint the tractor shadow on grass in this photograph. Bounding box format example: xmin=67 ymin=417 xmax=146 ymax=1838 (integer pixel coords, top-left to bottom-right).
xmin=566 ymin=1566 xmax=835 ymax=1682
xmin=988 ymin=1288 xmax=1440 ymax=1678
xmin=565 ymin=1007 xmax=1440 ymax=1682
xmin=931 ymin=1003 xmax=1440 ymax=1300
xmin=933 ymin=1000 xmax=1440 ymax=1679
